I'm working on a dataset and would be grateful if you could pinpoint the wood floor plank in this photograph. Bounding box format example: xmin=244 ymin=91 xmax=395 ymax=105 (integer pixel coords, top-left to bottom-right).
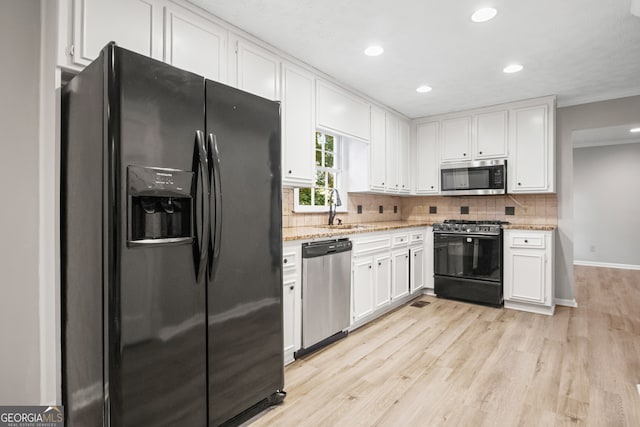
xmin=247 ymin=266 xmax=640 ymax=426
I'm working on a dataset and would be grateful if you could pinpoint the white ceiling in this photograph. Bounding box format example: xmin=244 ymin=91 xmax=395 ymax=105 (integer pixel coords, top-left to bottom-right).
xmin=573 ymin=124 xmax=640 ymax=148
xmin=188 ymin=0 xmax=640 ymax=119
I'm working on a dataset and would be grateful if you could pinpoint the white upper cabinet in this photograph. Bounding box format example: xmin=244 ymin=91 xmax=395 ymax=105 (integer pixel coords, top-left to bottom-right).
xmin=441 ymin=116 xmax=472 ymax=162
xmin=316 ymin=81 xmax=371 ymax=141
xmin=508 ymin=97 xmax=555 ymax=193
xmin=398 ymin=120 xmax=411 ymax=193
xmin=281 ymin=62 xmax=315 ymax=187
xmin=65 ymin=0 xmax=160 ymax=68
xmin=229 ymin=36 xmax=280 ymax=101
xmin=385 ymin=114 xmax=399 ymax=193
xmin=369 ymin=107 xmax=387 ymax=191
xmin=415 ymin=121 xmax=439 ymax=194
xmin=473 ymin=110 xmax=508 ymax=159
xmin=164 ymin=4 xmax=227 ymax=82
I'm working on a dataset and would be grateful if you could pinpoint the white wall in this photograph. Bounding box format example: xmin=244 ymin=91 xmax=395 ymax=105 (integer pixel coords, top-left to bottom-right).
xmin=0 ymin=0 xmax=42 ymax=404
xmin=573 ymin=143 xmax=640 ymax=266
xmin=556 ymin=95 xmax=640 ymax=303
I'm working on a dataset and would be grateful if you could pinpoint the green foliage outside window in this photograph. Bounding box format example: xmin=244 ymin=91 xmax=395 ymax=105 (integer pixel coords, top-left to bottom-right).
xmin=298 ymin=132 xmax=340 ymax=207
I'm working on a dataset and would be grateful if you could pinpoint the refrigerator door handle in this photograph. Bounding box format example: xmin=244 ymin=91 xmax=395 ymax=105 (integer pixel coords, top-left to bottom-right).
xmin=195 ymin=130 xmax=210 ymax=283
xmin=207 ymin=133 xmax=222 ymax=278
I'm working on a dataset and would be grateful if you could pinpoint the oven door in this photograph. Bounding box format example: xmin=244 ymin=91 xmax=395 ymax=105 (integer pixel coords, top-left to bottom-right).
xmin=434 ymin=233 xmax=501 ymax=282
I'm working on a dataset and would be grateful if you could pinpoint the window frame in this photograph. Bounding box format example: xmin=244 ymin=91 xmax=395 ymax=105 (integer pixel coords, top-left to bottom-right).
xmin=293 ymin=131 xmax=348 ymax=213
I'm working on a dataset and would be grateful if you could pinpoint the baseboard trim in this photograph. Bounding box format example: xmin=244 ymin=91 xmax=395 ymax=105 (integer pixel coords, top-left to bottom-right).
xmin=574 ymin=260 xmax=640 ymax=270
xmin=555 ymin=298 xmax=578 ymax=308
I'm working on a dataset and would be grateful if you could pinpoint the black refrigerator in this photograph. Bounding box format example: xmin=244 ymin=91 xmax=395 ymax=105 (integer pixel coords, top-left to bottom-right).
xmin=62 ymin=43 xmax=285 ymax=426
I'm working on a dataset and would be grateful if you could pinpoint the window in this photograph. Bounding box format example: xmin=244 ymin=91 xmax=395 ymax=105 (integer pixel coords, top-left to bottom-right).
xmin=295 ymin=131 xmax=344 ymax=212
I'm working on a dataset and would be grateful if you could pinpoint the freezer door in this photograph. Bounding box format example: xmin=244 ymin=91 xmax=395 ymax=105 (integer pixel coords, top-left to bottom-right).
xmin=112 ymin=47 xmax=207 ymax=426
xmin=205 ymin=80 xmax=283 ymax=426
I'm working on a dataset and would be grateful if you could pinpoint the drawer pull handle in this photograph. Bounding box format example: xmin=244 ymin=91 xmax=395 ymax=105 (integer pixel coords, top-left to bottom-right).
xmin=378 ymin=262 xmax=381 ymax=266
xmin=524 ymin=240 xmax=528 ymax=243
xmin=289 ymin=285 xmax=294 ymax=290
xmin=283 ymin=259 xmax=288 ymax=264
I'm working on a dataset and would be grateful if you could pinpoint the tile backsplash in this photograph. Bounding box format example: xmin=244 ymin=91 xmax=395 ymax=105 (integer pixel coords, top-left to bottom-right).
xmin=401 ymin=194 xmax=557 ymax=225
xmin=282 ymin=189 xmax=557 ymax=227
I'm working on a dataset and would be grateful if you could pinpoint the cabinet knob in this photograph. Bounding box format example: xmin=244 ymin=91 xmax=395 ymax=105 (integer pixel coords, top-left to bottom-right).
xmin=430 ymin=185 xmax=434 ymax=189
xmin=463 ymin=153 xmax=467 ymax=156
xmin=402 ymin=185 xmax=405 ymax=188
xmin=288 ymin=170 xmax=292 ymax=174
xmin=378 ymin=262 xmax=381 ymax=266
xmin=479 ymin=151 xmax=483 ymax=155
xmin=369 ymin=265 xmax=372 ymax=269
xmin=283 ymin=259 xmax=288 ymax=264
xmin=405 ymin=255 xmax=408 ymax=259
xmin=518 ymin=182 xmax=522 ymax=186
xmin=289 ymin=285 xmax=294 ymax=290
xmin=382 ymin=182 xmax=385 ymax=185
xmin=396 ymin=184 xmax=399 ymax=187
xmin=524 ymin=240 xmax=528 ymax=243
xmin=414 ymin=253 xmax=417 ymax=257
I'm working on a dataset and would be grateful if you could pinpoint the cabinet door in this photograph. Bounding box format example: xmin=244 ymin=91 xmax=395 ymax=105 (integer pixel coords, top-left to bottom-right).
xmin=385 ymin=114 xmax=398 ymax=192
xmin=72 ymin=0 xmax=158 ymax=66
xmin=370 ymin=107 xmax=387 ymax=191
xmin=505 ymin=250 xmax=546 ymax=304
xmin=391 ymin=249 xmax=410 ymax=299
xmin=441 ymin=116 xmax=471 ymax=162
xmin=509 ymin=104 xmax=549 ymax=192
xmin=353 ymin=258 xmax=374 ymax=322
xmin=316 ymin=81 xmax=370 ymax=141
xmin=374 ymin=254 xmax=391 ymax=309
xmin=410 ymin=247 xmax=424 ymax=292
xmin=164 ymin=5 xmax=227 ymax=82
xmin=283 ymin=278 xmax=297 ymax=362
xmin=281 ymin=63 xmax=315 ymax=187
xmin=232 ymin=37 xmax=280 ymax=100
xmin=415 ymin=122 xmax=439 ymax=194
xmin=397 ymin=120 xmax=411 ymax=193
xmin=474 ymin=110 xmax=508 ymax=158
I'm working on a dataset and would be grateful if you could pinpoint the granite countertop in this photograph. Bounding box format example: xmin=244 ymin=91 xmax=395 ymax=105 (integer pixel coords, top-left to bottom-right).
xmin=502 ymin=224 xmax=557 ymax=231
xmin=282 ymin=220 xmax=434 ymax=241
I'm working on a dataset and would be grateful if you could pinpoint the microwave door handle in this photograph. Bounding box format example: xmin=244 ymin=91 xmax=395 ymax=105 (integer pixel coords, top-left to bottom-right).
xmin=194 ymin=130 xmax=210 ymax=283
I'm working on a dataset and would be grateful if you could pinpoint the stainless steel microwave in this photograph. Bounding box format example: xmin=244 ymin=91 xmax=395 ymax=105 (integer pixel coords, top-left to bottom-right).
xmin=440 ymin=159 xmax=506 ymax=196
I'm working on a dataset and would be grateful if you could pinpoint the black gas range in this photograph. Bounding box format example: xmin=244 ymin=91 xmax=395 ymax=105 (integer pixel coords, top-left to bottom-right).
xmin=432 ymin=220 xmax=508 ymax=307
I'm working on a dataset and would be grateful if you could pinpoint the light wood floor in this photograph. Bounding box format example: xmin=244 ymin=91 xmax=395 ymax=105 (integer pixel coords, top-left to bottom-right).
xmin=250 ymin=266 xmax=640 ymax=426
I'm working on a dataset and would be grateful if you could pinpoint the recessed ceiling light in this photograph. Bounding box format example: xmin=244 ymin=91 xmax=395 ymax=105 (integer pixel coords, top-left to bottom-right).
xmin=503 ymin=64 xmax=524 ymax=73
xmin=416 ymin=85 xmax=432 ymax=93
xmin=631 ymin=127 xmax=640 ymax=133
xmin=471 ymin=7 xmax=498 ymax=23
xmin=364 ymin=45 xmax=384 ymax=56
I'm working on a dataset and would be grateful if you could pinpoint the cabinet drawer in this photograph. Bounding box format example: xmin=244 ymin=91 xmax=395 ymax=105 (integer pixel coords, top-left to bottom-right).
xmin=283 ymin=252 xmax=297 ymax=270
xmin=393 ymin=234 xmax=409 ymax=247
xmin=410 ymin=232 xmax=424 ymax=244
xmin=509 ymin=235 xmax=545 ymax=249
xmin=353 ymin=237 xmax=391 ymax=256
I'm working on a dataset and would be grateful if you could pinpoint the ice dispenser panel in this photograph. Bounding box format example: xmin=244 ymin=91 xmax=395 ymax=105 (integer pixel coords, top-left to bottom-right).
xmin=128 ymin=166 xmax=194 ymax=246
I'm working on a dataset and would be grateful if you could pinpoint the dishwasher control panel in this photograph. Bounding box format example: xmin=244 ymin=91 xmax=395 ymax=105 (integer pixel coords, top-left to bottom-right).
xmin=302 ymin=238 xmax=352 ymax=258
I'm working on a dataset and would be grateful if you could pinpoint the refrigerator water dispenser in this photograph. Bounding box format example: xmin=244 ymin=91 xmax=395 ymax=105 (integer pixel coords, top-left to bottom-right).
xmin=127 ymin=165 xmax=194 ymax=246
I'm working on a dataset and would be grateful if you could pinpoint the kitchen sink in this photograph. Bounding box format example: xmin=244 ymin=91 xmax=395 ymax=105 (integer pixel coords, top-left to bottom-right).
xmin=318 ymin=224 xmax=373 ymax=230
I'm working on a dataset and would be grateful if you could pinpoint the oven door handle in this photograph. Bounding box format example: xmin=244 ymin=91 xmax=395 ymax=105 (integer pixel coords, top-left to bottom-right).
xmin=434 ymin=233 xmax=499 ymax=239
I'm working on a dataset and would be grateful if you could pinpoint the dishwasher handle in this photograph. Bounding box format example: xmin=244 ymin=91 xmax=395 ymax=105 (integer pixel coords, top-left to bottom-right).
xmin=302 ymin=239 xmax=352 ymax=258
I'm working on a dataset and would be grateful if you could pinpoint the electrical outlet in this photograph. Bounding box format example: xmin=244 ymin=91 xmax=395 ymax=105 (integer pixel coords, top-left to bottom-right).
xmin=429 ymin=206 xmax=437 ymax=214
xmin=461 ymin=206 xmax=469 ymax=215
xmin=394 ymin=205 xmax=398 ymax=213
xmin=505 ymin=206 xmax=515 ymax=215
xmin=357 ymin=205 xmax=362 ymax=214
xmin=379 ymin=205 xmax=383 ymax=214
xmin=590 ymin=245 xmax=596 ymax=253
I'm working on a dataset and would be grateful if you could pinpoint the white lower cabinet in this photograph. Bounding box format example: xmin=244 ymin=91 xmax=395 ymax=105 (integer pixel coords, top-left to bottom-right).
xmin=503 ymin=229 xmax=555 ymax=315
xmin=425 ymin=227 xmax=434 ymax=291
xmin=352 ymin=257 xmax=375 ymax=322
xmin=282 ymin=243 xmax=301 ymax=364
xmin=374 ymin=254 xmax=392 ymax=309
xmin=392 ymin=249 xmax=410 ymax=299
xmin=410 ymin=246 xmax=424 ymax=293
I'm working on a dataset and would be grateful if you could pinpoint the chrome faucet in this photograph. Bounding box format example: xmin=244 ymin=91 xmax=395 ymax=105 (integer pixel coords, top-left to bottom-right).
xmin=328 ymin=188 xmax=342 ymax=225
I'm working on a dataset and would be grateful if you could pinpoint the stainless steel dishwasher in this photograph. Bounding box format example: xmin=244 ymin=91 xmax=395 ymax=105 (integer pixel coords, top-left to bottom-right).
xmin=298 ymin=238 xmax=352 ymax=356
